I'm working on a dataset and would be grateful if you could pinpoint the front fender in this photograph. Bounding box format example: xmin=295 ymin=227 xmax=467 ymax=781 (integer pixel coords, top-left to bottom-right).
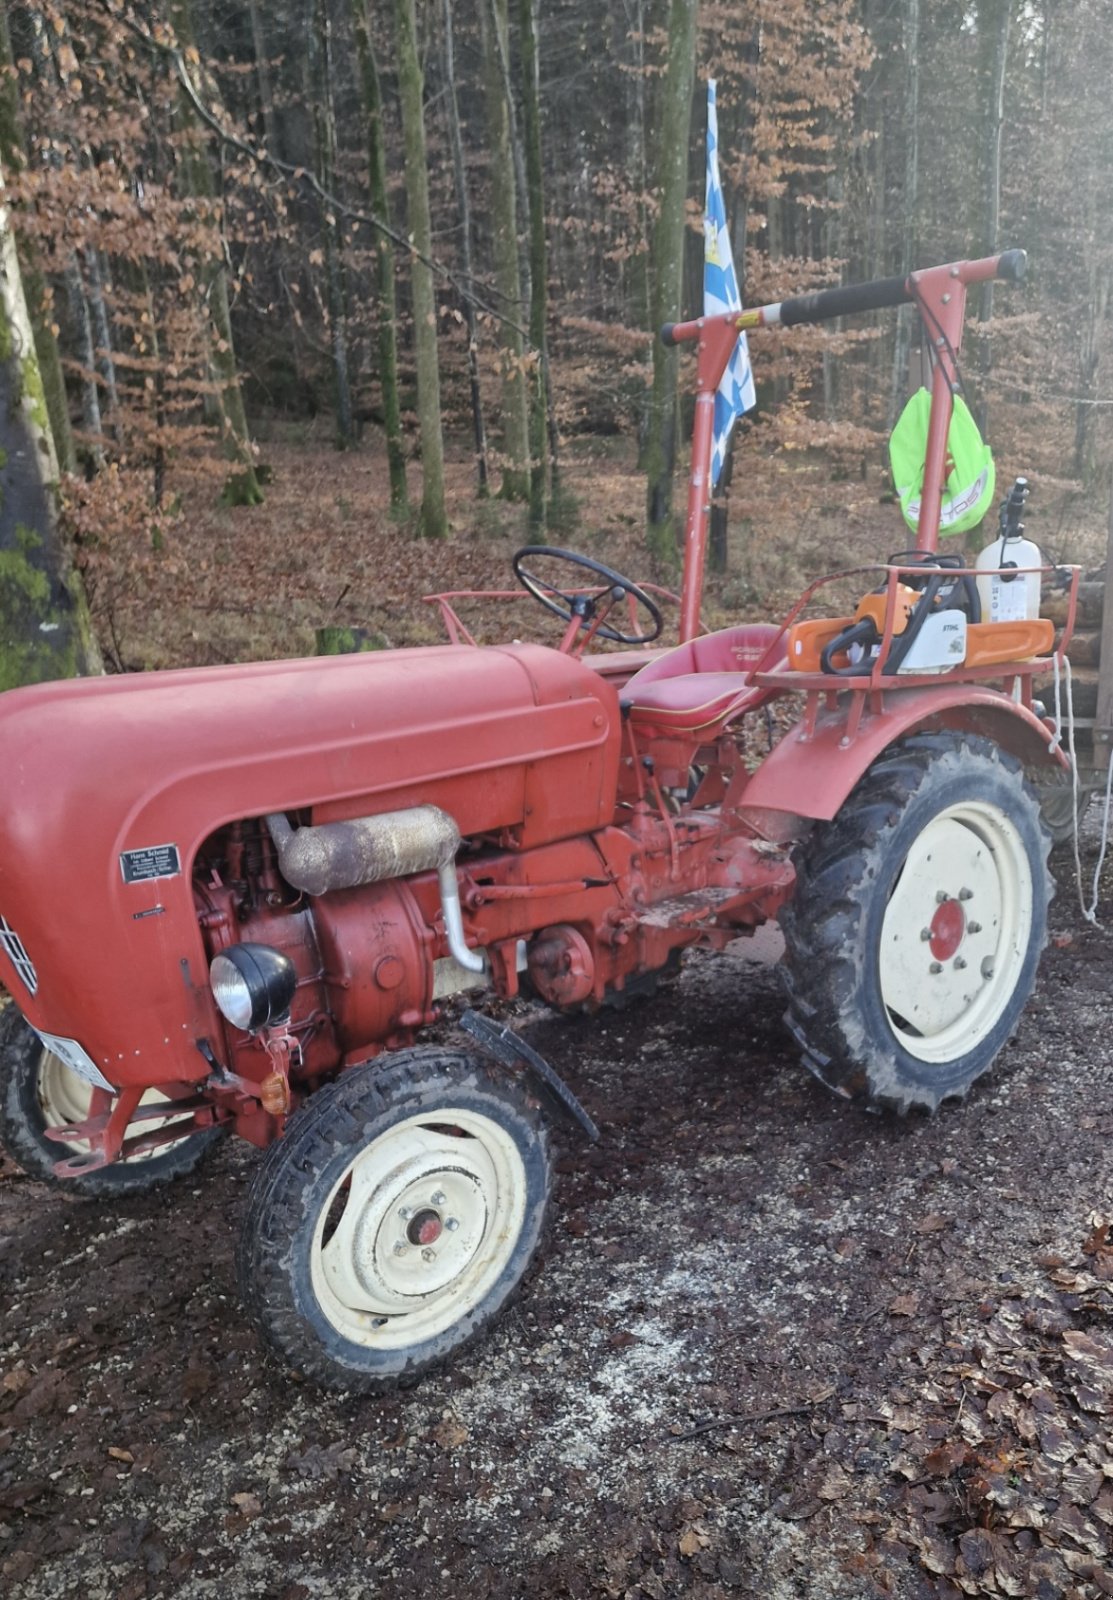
xmin=740 ymin=685 xmax=1064 ymax=824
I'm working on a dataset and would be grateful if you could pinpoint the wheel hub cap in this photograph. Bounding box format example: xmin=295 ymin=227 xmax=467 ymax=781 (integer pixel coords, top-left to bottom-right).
xmin=929 ymin=896 xmax=966 ymax=961
xmin=408 ymin=1208 xmax=443 ymax=1246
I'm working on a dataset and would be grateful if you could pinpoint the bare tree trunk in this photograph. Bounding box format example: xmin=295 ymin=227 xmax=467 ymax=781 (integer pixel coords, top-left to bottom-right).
xmin=169 ymin=0 xmax=263 ymax=504
xmin=309 ymin=0 xmax=355 ymax=448
xmin=351 ymin=0 xmax=408 ymax=509
xmin=392 ymin=0 xmax=447 ymax=538
xmin=39 ymin=5 xmax=120 ymax=441
xmin=626 ymin=0 xmax=650 ymax=335
xmin=63 ymin=256 xmax=103 ymax=460
xmin=518 ymin=0 xmax=553 ymax=523
xmin=0 ymin=3 xmax=74 ymax=473
xmin=84 ymin=248 xmax=119 ymax=432
xmin=479 ymin=0 xmax=530 ymax=501
xmin=25 ymin=4 xmax=104 ymax=464
xmin=1074 ymin=260 xmax=1109 ymax=480
xmin=246 ymin=0 xmax=278 ymax=152
xmin=976 ymin=0 xmax=1011 ymax=435
xmin=0 ymin=180 xmax=101 ymax=687
xmin=441 ymin=0 xmax=489 ymax=497
xmin=645 ymin=0 xmax=699 ymax=559
xmin=888 ymin=0 xmax=920 ymax=430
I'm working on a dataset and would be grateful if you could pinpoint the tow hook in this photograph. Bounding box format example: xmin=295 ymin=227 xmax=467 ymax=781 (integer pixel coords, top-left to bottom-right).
xmin=459 ymin=1009 xmax=600 ymax=1143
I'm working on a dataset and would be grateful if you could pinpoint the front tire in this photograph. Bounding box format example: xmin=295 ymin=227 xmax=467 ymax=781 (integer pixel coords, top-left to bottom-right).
xmin=0 ymin=1004 xmax=220 ymax=1195
xmin=781 ymin=733 xmax=1051 ymax=1112
xmin=237 ymin=1047 xmax=552 ymax=1393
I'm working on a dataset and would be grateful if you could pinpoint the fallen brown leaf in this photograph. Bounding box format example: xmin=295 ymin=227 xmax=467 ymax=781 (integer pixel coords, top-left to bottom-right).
xmin=430 ymin=1417 xmax=468 ymax=1451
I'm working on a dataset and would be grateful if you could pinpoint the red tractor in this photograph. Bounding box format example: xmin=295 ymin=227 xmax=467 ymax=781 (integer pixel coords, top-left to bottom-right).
xmin=0 ymin=250 xmax=1075 ymax=1392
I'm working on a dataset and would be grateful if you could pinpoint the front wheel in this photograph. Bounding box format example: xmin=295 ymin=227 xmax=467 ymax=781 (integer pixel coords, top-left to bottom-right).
xmin=0 ymin=1005 xmax=220 ymax=1195
xmin=780 ymin=733 xmax=1051 ymax=1113
xmin=237 ymin=1047 xmax=552 ymax=1393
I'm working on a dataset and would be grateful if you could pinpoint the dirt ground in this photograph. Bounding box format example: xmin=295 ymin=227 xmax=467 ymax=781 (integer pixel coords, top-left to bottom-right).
xmin=2 ymin=826 xmax=1112 ymax=1600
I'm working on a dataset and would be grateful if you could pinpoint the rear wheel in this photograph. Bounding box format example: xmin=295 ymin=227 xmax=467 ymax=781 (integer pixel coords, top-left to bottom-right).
xmin=780 ymin=733 xmax=1051 ymax=1112
xmin=0 ymin=1005 xmax=220 ymax=1195
xmin=237 ymin=1047 xmax=551 ymax=1393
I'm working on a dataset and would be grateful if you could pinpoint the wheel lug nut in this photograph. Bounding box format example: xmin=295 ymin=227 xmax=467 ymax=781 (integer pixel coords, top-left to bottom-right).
xmin=929 ymin=962 xmax=943 ymax=974
xmin=393 ymin=1241 xmax=408 ymax=1256
xmin=421 ymin=1247 xmax=437 ymax=1263
xmin=967 ymin=921 xmax=982 ymax=934
xmin=397 ymin=1206 xmax=411 ymax=1220
xmin=959 ymin=887 xmax=973 ymax=901
xmin=954 ymin=957 xmax=967 ymax=970
xmin=431 ymin=1190 xmax=446 ymax=1206
xmin=920 ymin=928 xmax=932 ymax=942
xmin=936 ymin=891 xmax=949 ymax=904
xmin=445 ymin=1217 xmax=460 ymax=1232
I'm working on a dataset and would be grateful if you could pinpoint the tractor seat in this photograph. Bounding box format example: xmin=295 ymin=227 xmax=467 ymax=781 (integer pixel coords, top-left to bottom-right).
xmin=620 ymin=623 xmax=787 ymax=737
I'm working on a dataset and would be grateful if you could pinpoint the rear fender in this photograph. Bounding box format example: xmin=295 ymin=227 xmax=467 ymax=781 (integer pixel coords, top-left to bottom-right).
xmin=739 ymin=686 xmax=1064 ymax=824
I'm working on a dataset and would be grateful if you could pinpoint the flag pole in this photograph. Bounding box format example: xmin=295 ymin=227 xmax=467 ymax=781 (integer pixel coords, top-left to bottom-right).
xmin=677 ymin=317 xmax=747 ymax=642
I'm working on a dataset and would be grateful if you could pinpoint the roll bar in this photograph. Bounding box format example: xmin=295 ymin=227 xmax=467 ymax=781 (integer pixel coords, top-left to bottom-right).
xmin=661 ymin=248 xmax=1027 ymax=347
xmin=667 ymin=250 xmax=1028 ymax=643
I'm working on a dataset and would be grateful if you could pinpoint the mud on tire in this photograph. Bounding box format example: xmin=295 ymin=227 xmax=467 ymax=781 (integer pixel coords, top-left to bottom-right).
xmin=237 ymin=1046 xmax=552 ymax=1394
xmin=1029 ymin=764 xmax=1093 ymax=849
xmin=0 ymin=1003 xmax=221 ymax=1196
xmin=780 ymin=732 xmax=1051 ymax=1113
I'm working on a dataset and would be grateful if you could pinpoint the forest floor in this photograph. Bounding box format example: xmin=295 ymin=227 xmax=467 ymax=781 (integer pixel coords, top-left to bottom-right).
xmin=2 ymin=438 xmax=1112 ymax=1599
xmin=70 ymin=429 xmax=1109 ymax=674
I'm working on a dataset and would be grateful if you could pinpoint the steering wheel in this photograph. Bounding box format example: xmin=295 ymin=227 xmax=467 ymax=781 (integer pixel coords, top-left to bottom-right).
xmin=512 ymin=545 xmax=663 ymax=646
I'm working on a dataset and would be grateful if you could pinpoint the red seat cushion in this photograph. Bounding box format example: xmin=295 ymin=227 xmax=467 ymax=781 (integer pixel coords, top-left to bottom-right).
xmin=622 ymin=672 xmax=769 ymax=732
xmin=620 ymin=623 xmax=786 ymax=736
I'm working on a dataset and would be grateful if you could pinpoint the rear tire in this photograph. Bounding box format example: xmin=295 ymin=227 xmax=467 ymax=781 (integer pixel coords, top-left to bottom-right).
xmin=1030 ymin=765 xmax=1093 ymax=848
xmin=780 ymin=733 xmax=1051 ymax=1112
xmin=237 ymin=1047 xmax=551 ymax=1393
xmin=0 ymin=1004 xmax=220 ymax=1195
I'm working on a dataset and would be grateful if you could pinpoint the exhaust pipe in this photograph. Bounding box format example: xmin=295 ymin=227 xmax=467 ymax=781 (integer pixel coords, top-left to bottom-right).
xmin=265 ymin=806 xmax=485 ymax=974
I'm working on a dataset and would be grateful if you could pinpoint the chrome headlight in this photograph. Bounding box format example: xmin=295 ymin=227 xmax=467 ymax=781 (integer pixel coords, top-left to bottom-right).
xmin=210 ymin=943 xmax=297 ymax=1032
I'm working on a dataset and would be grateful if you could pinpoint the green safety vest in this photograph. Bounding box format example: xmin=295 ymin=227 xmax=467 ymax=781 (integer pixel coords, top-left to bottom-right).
xmin=889 ymin=387 xmax=996 ymax=536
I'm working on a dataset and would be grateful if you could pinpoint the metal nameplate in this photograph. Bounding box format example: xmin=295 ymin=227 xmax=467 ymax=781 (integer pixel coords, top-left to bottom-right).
xmin=120 ymin=844 xmax=181 ymax=885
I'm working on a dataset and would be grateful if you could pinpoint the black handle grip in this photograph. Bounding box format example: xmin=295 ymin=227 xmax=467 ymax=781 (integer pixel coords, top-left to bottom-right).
xmin=997 ymin=248 xmax=1027 ymax=284
xmin=779 ymin=274 xmax=911 ymax=328
xmin=660 ymin=323 xmax=678 ymax=346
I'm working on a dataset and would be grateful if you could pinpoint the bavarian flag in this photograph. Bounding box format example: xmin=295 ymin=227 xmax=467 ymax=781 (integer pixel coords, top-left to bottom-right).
xmin=705 ymin=79 xmax=756 ymax=488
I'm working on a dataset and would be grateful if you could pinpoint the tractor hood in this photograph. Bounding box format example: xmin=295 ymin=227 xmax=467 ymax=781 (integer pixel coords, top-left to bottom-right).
xmin=0 ymin=643 xmax=619 ymax=1088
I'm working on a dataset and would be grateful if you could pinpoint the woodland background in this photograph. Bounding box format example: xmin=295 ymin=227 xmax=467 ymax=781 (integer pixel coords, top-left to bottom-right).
xmin=1 ymin=0 xmax=1111 ymax=673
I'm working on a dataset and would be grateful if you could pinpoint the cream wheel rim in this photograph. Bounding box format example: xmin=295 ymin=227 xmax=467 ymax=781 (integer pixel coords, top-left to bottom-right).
xmin=309 ymin=1110 xmax=528 ymax=1350
xmin=35 ymin=1048 xmax=190 ymax=1162
xmin=879 ymin=799 xmax=1033 ymax=1065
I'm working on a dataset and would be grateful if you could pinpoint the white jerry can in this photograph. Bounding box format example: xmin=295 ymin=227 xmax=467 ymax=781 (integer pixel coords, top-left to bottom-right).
xmin=975 ymin=533 xmax=1043 ymax=624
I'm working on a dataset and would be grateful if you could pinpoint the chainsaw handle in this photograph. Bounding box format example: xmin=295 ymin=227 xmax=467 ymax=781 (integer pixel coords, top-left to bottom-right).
xmin=819 ymin=617 xmax=878 ymax=677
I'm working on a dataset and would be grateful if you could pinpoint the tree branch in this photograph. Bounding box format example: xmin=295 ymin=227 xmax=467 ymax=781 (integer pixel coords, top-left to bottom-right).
xmin=96 ymin=0 xmax=531 ymax=342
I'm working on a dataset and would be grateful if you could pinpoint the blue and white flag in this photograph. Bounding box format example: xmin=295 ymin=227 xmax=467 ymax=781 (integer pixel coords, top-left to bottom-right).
xmin=705 ymin=79 xmax=756 ymax=488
